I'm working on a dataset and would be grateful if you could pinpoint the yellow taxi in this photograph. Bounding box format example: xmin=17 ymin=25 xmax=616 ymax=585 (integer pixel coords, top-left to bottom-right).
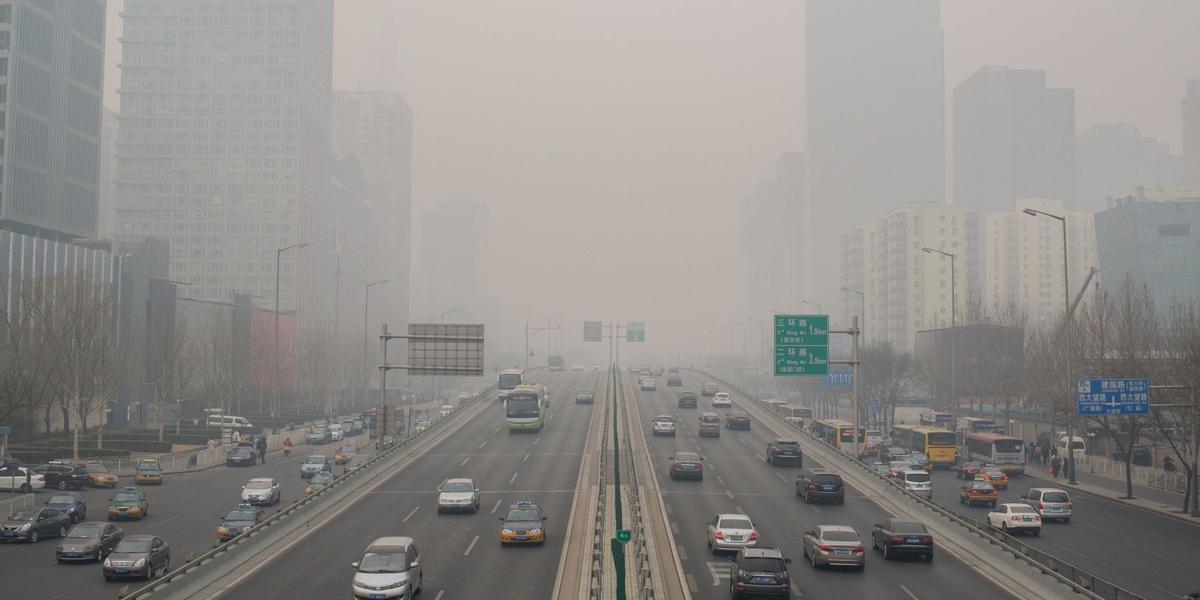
xmin=85 ymin=462 xmax=120 ymax=488
xmin=107 ymin=487 xmax=150 ymax=520
xmin=499 ymin=501 xmax=547 ymax=546
xmin=958 ymin=481 xmax=998 ymax=507
xmin=333 ymin=444 xmax=356 ymax=465
xmin=975 ymin=467 xmax=1009 ymax=490
xmin=134 ymin=460 xmax=163 ymax=485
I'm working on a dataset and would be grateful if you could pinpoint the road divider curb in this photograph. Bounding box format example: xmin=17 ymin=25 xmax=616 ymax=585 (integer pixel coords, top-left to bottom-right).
xmin=553 ymin=367 xmax=609 ymax=600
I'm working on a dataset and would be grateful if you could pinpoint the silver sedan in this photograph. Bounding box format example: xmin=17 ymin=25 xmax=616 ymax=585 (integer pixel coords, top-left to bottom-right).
xmin=802 ymin=525 xmax=866 ymax=569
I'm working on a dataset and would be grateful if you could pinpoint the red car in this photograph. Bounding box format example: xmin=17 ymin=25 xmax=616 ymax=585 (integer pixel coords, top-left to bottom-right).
xmin=956 ymin=461 xmax=991 ymax=480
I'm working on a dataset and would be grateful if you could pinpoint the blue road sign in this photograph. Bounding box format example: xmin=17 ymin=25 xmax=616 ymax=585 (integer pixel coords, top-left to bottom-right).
xmin=0 ymin=425 xmax=10 ymax=435
xmin=822 ymin=372 xmax=853 ymax=386
xmin=1076 ymin=379 xmax=1150 ymax=416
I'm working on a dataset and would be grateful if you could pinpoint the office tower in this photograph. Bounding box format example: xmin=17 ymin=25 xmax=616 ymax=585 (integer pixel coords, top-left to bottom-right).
xmin=739 ymin=152 xmax=808 ymax=319
xmin=1095 ymin=189 xmax=1200 ymax=308
xmin=1076 ymin=123 xmax=1181 ymax=212
xmin=1184 ymin=80 xmax=1200 ymax=182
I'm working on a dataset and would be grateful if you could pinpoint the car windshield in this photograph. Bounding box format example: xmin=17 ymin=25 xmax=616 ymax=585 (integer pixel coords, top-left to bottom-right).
xmin=225 ymin=510 xmax=257 ymax=521
xmin=9 ymin=510 xmax=39 ymax=521
xmin=775 ymin=441 xmax=799 ymax=448
xmin=740 ymin=557 xmax=785 ymax=572
xmin=821 ymin=530 xmax=859 ymax=542
xmin=1009 ymin=505 xmax=1036 ymax=514
xmin=137 ymin=465 xmax=160 ymax=473
xmin=890 ymin=522 xmax=928 ymax=534
xmin=905 ymin=473 xmax=931 ymax=482
xmin=115 ymin=540 xmax=152 ymax=553
xmin=49 ymin=495 xmax=77 ymax=505
xmin=232 ymin=448 xmax=252 ymax=456
xmin=655 ymin=416 xmax=673 ymax=422
xmin=1042 ymin=492 xmax=1069 ymax=502
xmin=506 ymin=509 xmax=541 ymax=522
xmin=86 ymin=464 xmax=109 ymax=474
xmin=675 ymin=453 xmax=700 ymax=462
xmin=113 ymin=493 xmax=141 ymax=502
xmin=339 ymin=445 xmax=355 ymax=453
xmin=970 ymin=483 xmax=995 ymax=491
xmin=312 ymin=427 xmax=326 ymax=434
xmin=443 ymin=481 xmax=473 ymax=493
xmin=701 ymin=415 xmax=719 ymax=423
xmin=304 ymin=456 xmax=325 ymax=464
xmin=720 ymin=518 xmax=753 ymax=530
xmin=358 ymin=551 xmax=407 ymax=573
xmin=812 ymin=474 xmax=841 ymax=485
xmin=246 ymin=481 xmax=272 ymax=489
xmin=66 ymin=525 xmax=102 ymax=539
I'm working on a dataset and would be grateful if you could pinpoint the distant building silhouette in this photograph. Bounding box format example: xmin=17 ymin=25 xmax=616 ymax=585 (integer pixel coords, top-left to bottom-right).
xmin=1076 ymin=124 xmax=1181 ymax=213
xmin=1184 ymin=80 xmax=1200 ymax=182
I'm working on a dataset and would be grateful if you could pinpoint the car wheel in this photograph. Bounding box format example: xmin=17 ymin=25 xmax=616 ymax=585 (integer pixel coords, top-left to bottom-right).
xmin=809 ymin=550 xmax=818 ymax=569
xmin=1031 ymin=528 xmax=1040 ymax=537
xmin=58 ymin=480 xmax=69 ymax=490
xmin=1062 ymin=517 xmax=1070 ymax=524
xmin=926 ymin=552 xmax=934 ymax=562
xmin=1000 ymin=522 xmax=1008 ymax=533
xmin=882 ymin=543 xmax=890 ymax=560
xmin=104 ymin=575 xmax=113 ymax=582
xmin=19 ymin=483 xmax=32 ymax=493
xmin=871 ymin=537 xmax=878 ymax=551
xmin=29 ymin=530 xmax=39 ymax=543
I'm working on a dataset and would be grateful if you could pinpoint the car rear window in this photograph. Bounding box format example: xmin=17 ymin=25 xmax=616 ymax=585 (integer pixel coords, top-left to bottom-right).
xmin=812 ymin=474 xmax=842 ymax=485
xmin=720 ymin=518 xmax=753 ymax=530
xmin=739 ymin=557 xmax=785 ymax=572
xmin=890 ymin=522 xmax=928 ymax=534
xmin=776 ymin=441 xmax=799 ymax=448
xmin=821 ymin=530 xmax=859 ymax=542
xmin=1042 ymin=492 xmax=1069 ymax=502
xmin=1009 ymin=505 xmax=1036 ymax=514
xmin=700 ymin=415 xmax=720 ymax=423
xmin=904 ymin=472 xmax=931 ymax=482
xmin=675 ymin=453 xmax=700 ymax=462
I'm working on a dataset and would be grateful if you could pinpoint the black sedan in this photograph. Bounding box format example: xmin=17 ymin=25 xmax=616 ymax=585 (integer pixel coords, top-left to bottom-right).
xmin=725 ymin=412 xmax=751 ymax=430
xmin=871 ymin=519 xmax=934 ymax=561
xmin=1 ymin=508 xmax=71 ymax=543
xmin=226 ymin=446 xmax=257 ymax=467
xmin=668 ymin=452 xmax=704 ymax=481
xmin=33 ymin=463 xmax=90 ymax=490
xmin=57 ymin=522 xmax=125 ymax=562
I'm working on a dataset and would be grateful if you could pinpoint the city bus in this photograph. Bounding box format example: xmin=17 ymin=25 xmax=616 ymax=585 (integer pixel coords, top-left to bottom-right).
xmin=777 ymin=405 xmax=814 ymax=428
xmin=890 ymin=424 xmax=919 ymax=450
xmin=965 ymin=433 xmax=1026 ymax=475
xmin=909 ymin=426 xmax=958 ymax=468
xmin=957 ymin=417 xmax=995 ymax=436
xmin=497 ymin=369 xmax=524 ymax=403
xmin=505 ymin=384 xmax=545 ymax=432
xmin=919 ymin=411 xmax=954 ymax=430
xmin=811 ymin=419 xmax=863 ymax=453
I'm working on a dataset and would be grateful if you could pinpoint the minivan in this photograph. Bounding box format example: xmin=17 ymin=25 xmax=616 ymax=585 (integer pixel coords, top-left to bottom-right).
xmin=206 ymin=415 xmax=253 ymax=430
xmin=351 ymin=536 xmax=423 ymax=599
xmin=698 ymin=413 xmax=722 ymax=438
xmin=900 ymin=470 xmax=933 ymax=499
xmin=1056 ymin=435 xmax=1087 ymax=462
xmin=1019 ymin=487 xmax=1072 ymax=523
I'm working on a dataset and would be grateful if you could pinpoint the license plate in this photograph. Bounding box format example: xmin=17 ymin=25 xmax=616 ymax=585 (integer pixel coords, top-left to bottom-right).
xmin=727 ymin=536 xmax=742 ymax=541
xmin=1022 ymin=517 xmax=1033 ymax=522
xmin=835 ymin=549 xmax=850 ymax=555
xmin=752 ymin=576 xmax=772 ymax=583
xmin=2 ymin=532 xmax=12 ymax=537
xmin=1050 ymin=507 xmax=1062 ymax=512
xmin=515 ymin=536 xmax=527 ymax=541
xmin=114 ymin=568 xmax=129 ymax=574
xmin=906 ymin=538 xmax=922 ymax=544
xmin=65 ymin=552 xmax=80 ymax=557
xmin=371 ymin=595 xmax=385 ymax=600
xmin=822 ymin=486 xmax=833 ymax=491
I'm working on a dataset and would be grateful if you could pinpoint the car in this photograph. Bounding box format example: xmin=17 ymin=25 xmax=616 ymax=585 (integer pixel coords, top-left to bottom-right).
xmin=33 ymin=462 xmax=90 ymax=490
xmin=571 ymin=364 xmax=586 ymax=372
xmin=216 ymin=504 xmax=266 ymax=543
xmin=640 ymin=377 xmax=657 ymax=391
xmin=956 ymin=461 xmax=989 ymax=479
xmin=437 ymin=478 xmax=481 ymax=513
xmin=45 ymin=491 xmax=88 ymax=523
xmin=329 ymin=424 xmax=345 ymax=442
xmin=351 ymin=536 xmax=424 ymax=600
xmin=306 ymin=427 xmax=330 ymax=445
xmin=707 ymin=513 xmax=758 ymax=554
xmin=334 ymin=443 xmax=357 ymax=465
xmin=0 ymin=465 xmax=47 ymax=492
xmin=102 ymin=534 xmax=170 ymax=581
xmin=677 ymin=391 xmax=698 ymax=409
xmin=701 ymin=383 xmax=719 ymax=397
xmin=712 ymin=392 xmax=732 ymax=408
xmin=1019 ymin=487 xmax=1072 ymax=523
xmin=575 ymin=391 xmax=595 ymax=404
xmin=344 ymin=454 xmax=370 ymax=475
xmin=499 ymin=500 xmax=548 ymax=545
xmin=56 ymin=522 xmax=125 ymax=562
xmin=300 ymin=455 xmax=331 ymax=478
xmin=651 ymin=415 xmax=677 ymax=436
xmin=1111 ymin=444 xmax=1152 ymax=466
xmin=869 ymin=461 xmax=891 ymax=476
xmin=1 ymin=508 xmax=70 ymax=543
xmin=439 ymin=405 xmax=453 ymax=418
xmin=906 ymin=452 xmax=933 ymax=472
xmin=241 ymin=477 xmax=282 ymax=505
xmin=668 ymin=452 xmax=703 ymax=481
xmin=802 ymin=525 xmax=865 ymax=569
xmin=667 ymin=374 xmax=683 ymax=387
xmin=305 ymin=471 xmax=336 ymax=495
xmin=795 ymin=469 xmax=844 ymax=504
xmin=887 ymin=461 xmax=914 ymax=478
xmin=81 ymin=462 xmax=120 ymax=488
xmin=878 ymin=446 xmax=908 ymax=463
xmin=725 ymin=411 xmax=751 ymax=430
xmin=959 ymin=481 xmax=998 ymax=507
xmin=342 ymin=420 xmax=360 ymax=436
xmin=698 ymin=412 xmax=721 ymax=437
xmin=871 ymin=519 xmax=933 ymax=561
xmin=107 ymin=487 xmax=150 ymax=521
xmin=226 ymin=446 xmax=258 ymax=467
xmin=986 ymin=503 xmax=1041 ymax=536
xmin=135 ymin=462 xmax=163 ymax=485
xmin=766 ymin=440 xmax=803 ymax=467
xmin=415 ymin=421 xmax=430 ymax=434
xmin=976 ymin=467 xmax=1009 ymax=490
xmin=728 ymin=546 xmax=792 ymax=599
xmin=899 ymin=470 xmax=933 ymax=499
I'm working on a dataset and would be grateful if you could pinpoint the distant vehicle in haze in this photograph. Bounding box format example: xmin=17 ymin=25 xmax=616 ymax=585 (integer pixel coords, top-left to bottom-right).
xmin=497 ymin=369 xmax=524 ymax=402
xmin=677 ymin=391 xmax=697 ymax=409
xmin=570 ymin=364 xmax=585 ymax=372
xmin=640 ymin=377 xmax=657 ymax=391
xmin=701 ymin=383 xmax=719 ymax=397
xmin=666 ymin=374 xmax=682 ymax=386
xmin=547 ymin=355 xmax=564 ymax=371
xmin=712 ymin=392 xmax=732 ymax=408
xmin=574 ymin=390 xmax=595 ymax=404
xmin=698 ymin=413 xmax=721 ymax=438
xmin=651 ymin=415 xmax=677 ymax=436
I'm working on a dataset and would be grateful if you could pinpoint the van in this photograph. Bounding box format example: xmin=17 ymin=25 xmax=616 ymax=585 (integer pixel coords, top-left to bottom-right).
xmin=206 ymin=414 xmax=254 ymax=430
xmin=1056 ymin=435 xmax=1086 ymax=461
xmin=900 ymin=470 xmax=933 ymax=499
xmin=698 ymin=413 xmax=722 ymax=438
xmin=1019 ymin=487 xmax=1072 ymax=523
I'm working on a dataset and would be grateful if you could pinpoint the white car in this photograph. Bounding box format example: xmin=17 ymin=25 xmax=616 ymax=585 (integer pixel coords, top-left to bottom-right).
xmin=651 ymin=415 xmax=677 ymax=437
xmin=571 ymin=364 xmax=585 ymax=372
xmin=437 ymin=478 xmax=480 ymax=513
xmin=0 ymin=466 xmax=46 ymax=492
xmin=987 ymin=503 xmax=1042 ymax=536
xmin=439 ymin=404 xmax=453 ymax=418
xmin=640 ymin=378 xmax=657 ymax=391
xmin=706 ymin=513 xmax=758 ymax=554
xmin=900 ymin=470 xmax=933 ymax=499
xmin=328 ymin=423 xmax=344 ymax=442
xmin=712 ymin=392 xmax=732 ymax=408
xmin=241 ymin=478 xmax=281 ymax=505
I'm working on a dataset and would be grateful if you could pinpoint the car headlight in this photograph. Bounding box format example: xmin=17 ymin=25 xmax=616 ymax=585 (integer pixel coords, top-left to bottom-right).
xmin=133 ymin=558 xmax=146 ymax=567
xmin=529 ymin=528 xmax=542 ymax=535
xmin=18 ymin=524 xmax=31 ymax=531
xmin=501 ymin=528 xmax=514 ymax=535
xmin=218 ymin=527 xmax=229 ymax=535
xmin=104 ymin=557 xmax=112 ymax=567
xmin=383 ymin=581 xmax=409 ymax=590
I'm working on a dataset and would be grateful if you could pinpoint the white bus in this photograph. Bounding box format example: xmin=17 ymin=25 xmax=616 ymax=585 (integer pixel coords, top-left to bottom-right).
xmin=497 ymin=369 xmax=524 ymax=403
xmin=965 ymin=433 xmax=1026 ymax=475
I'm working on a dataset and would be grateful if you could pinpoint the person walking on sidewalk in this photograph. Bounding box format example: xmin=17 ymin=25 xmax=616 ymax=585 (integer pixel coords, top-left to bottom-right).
xmin=1050 ymin=455 xmax=1062 ymax=479
xmin=1032 ymin=444 xmax=1041 ymax=466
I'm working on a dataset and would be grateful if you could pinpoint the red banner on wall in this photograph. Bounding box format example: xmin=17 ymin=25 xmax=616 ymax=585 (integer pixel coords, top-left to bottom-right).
xmin=249 ymin=309 xmax=296 ymax=388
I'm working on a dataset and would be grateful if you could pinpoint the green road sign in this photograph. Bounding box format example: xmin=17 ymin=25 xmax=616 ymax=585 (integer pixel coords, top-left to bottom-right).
xmin=627 ymin=321 xmax=645 ymax=342
xmin=774 ymin=315 xmax=829 ymax=376
xmin=615 ymin=529 xmax=632 ymax=543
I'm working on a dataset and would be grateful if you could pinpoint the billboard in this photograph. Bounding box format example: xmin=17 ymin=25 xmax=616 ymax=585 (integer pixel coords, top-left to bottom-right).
xmin=407 ymin=323 xmax=485 ymax=376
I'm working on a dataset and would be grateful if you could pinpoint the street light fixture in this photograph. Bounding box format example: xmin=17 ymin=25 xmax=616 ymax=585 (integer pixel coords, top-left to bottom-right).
xmin=801 ymin=299 xmax=822 ymax=313
xmin=921 ymin=247 xmax=958 ymax=444
xmin=273 ymin=242 xmax=307 ymax=418
xmin=1023 ymin=207 xmax=1077 ymax=485
xmin=363 ymin=279 xmax=390 ymax=408
xmin=840 ymin=287 xmax=865 ymax=344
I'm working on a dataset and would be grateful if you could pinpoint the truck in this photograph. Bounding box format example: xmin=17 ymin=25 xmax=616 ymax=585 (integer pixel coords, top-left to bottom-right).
xmin=547 ymin=356 xmax=565 ymax=371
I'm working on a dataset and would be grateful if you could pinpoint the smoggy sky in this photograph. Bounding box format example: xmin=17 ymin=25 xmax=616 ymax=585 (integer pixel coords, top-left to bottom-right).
xmin=102 ymin=1 xmax=1200 ymax=364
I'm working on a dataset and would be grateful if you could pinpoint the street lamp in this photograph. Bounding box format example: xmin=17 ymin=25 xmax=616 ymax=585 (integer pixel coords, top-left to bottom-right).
xmin=1023 ymin=207 xmax=1077 ymax=485
xmin=362 ymin=279 xmax=389 ymax=409
xmin=801 ymin=299 xmax=823 ymax=314
xmin=273 ymin=242 xmax=307 ymax=418
xmin=921 ymin=246 xmax=958 ymax=444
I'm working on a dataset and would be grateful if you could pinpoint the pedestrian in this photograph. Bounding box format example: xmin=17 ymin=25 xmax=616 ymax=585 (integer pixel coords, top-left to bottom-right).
xmin=1051 ymin=455 xmax=1061 ymax=479
xmin=1032 ymin=444 xmax=1041 ymax=465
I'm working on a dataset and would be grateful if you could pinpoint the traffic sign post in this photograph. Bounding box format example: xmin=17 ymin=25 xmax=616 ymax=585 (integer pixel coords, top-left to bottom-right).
xmin=583 ymin=321 xmax=603 ymax=342
xmin=615 ymin=529 xmax=632 ymax=543
xmin=626 ymin=321 xmax=645 ymax=342
xmin=1077 ymin=379 xmax=1150 ymax=416
xmin=773 ymin=315 xmax=829 ymax=376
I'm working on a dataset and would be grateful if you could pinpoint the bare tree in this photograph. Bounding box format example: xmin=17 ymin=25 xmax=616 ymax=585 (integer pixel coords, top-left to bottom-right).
xmin=145 ymin=313 xmax=197 ymax=442
xmin=858 ymin=342 xmax=916 ymax=433
xmin=0 ymin=276 xmax=59 ymax=437
xmin=1161 ymin=301 xmax=1200 ymax=515
xmin=196 ymin=312 xmax=239 ymax=420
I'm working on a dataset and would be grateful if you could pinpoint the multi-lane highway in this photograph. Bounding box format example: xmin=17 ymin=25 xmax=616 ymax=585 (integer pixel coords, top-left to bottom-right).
xmin=634 ymin=372 xmax=1013 ymax=600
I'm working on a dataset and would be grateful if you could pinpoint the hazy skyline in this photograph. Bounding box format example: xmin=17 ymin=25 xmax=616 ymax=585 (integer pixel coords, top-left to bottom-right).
xmin=102 ymin=0 xmax=1200 ymax=362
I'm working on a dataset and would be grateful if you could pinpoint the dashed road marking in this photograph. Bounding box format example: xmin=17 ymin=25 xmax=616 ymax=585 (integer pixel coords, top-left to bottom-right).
xmin=677 ymin=544 xmax=688 ymax=561
xmin=523 ymin=453 xmax=530 ymax=462
xmin=776 ymin=472 xmax=789 ymax=483
xmin=402 ymin=506 xmax=420 ymax=522
xmin=671 ymin=521 xmax=680 ymax=534
xmin=534 ymin=436 xmax=540 ymax=445
xmin=716 ymin=476 xmax=726 ymax=486
xmin=724 ymin=490 xmax=734 ymax=499
xmin=509 ymin=472 xmax=519 ymax=485
xmin=490 ymin=498 xmax=503 ymax=513
xmin=479 ymin=440 xmax=487 ymax=449
xmin=493 ymin=427 xmax=500 ymax=434
xmin=707 ymin=561 xmax=732 ymax=585
xmin=460 ymin=456 xmax=471 ymax=467
xmin=685 ymin=574 xmax=699 ymax=593
xmin=899 ymin=584 xmax=919 ymax=600
xmin=434 ymin=591 xmax=445 ymax=600
xmin=737 ymin=437 xmax=747 ymax=447
xmin=464 ymin=535 xmax=479 ymax=556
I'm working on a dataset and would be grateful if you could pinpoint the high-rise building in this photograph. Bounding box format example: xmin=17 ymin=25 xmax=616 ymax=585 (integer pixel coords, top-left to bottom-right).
xmin=982 ymin=198 xmax=1098 ymax=325
xmin=97 ymin=107 xmax=119 ymax=239
xmin=1095 ymin=190 xmax=1200 ymax=308
xmin=1076 ymin=123 xmax=1181 ymax=213
xmin=739 ymin=152 xmax=809 ymax=321
xmin=0 ymin=0 xmax=107 ymax=241
xmin=1184 ymin=80 xmax=1200 ymax=182
xmin=953 ymin=66 xmax=1075 ymax=213
xmin=114 ymin=1 xmax=336 ymax=333
xmin=331 ymin=91 xmax=413 ymax=335
xmin=841 ymin=203 xmax=979 ymax=349
xmin=808 ymin=0 xmax=944 ymax=311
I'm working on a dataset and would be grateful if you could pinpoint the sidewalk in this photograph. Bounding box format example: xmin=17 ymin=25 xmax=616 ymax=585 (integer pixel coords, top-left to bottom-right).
xmin=1023 ymin=460 xmax=1200 ymax=525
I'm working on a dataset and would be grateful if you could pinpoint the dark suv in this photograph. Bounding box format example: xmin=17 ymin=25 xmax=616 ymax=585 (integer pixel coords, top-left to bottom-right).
xmin=795 ymin=468 xmax=844 ymax=504
xmin=677 ymin=392 xmax=698 ymax=409
xmin=765 ymin=440 xmax=803 ymax=467
xmin=728 ymin=547 xmax=792 ymax=599
xmin=33 ymin=463 xmax=90 ymax=490
xmin=725 ymin=412 xmax=751 ymax=430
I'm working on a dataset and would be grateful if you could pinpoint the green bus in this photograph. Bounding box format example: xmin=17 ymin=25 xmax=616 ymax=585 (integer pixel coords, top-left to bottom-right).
xmin=506 ymin=384 xmax=545 ymax=432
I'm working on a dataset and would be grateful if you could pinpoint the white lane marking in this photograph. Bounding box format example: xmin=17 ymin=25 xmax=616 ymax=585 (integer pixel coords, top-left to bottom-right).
xmin=776 ymin=472 xmax=789 ymax=483
xmin=716 ymin=476 xmax=726 ymax=486
xmin=685 ymin=574 xmax=699 ymax=593
xmin=1125 ymin=541 xmax=1166 ymax=561
xmin=811 ymin=505 xmax=821 ymax=512
xmin=724 ymin=490 xmax=734 ymax=499
xmin=753 ymin=452 xmax=764 ymax=461
xmin=434 ymin=591 xmax=445 ymax=600
xmin=509 ymin=472 xmax=519 ymax=484
xmin=665 ymin=504 xmax=673 ymax=515
xmin=1049 ymin=542 xmax=1091 ymax=559
xmin=534 ymin=436 xmax=540 ymax=445
xmin=523 ymin=453 xmax=530 ymax=462
xmin=899 ymin=584 xmax=919 ymax=600
xmin=1152 ymin=584 xmax=1184 ymax=599
xmin=706 ymin=561 xmax=732 ymax=585
xmin=479 ymin=440 xmax=487 ymax=449
xmin=737 ymin=437 xmax=747 ymax=446
xmin=402 ymin=506 xmax=420 ymax=522
xmin=490 ymin=498 xmax=503 ymax=513
xmin=464 ymin=535 xmax=479 ymax=556
xmin=460 ymin=456 xmax=471 ymax=467
xmin=493 ymin=427 xmax=500 ymax=434
xmin=677 ymin=544 xmax=688 ymax=561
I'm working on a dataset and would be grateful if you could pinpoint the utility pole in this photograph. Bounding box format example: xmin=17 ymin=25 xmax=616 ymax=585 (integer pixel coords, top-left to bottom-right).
xmin=273 ymin=242 xmax=307 ymax=418
xmin=363 ymin=280 xmax=388 ymax=411
xmin=830 ymin=317 xmax=861 ymax=456
xmin=922 ymin=247 xmax=957 ymax=448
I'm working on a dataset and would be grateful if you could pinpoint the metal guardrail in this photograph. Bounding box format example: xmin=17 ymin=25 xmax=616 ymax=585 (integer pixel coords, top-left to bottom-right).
xmin=617 ymin=371 xmax=656 ymax=600
xmin=691 ymin=368 xmax=1146 ymax=600
xmin=589 ymin=371 xmax=611 ymax=599
xmin=118 ymin=388 xmax=493 ymax=599
xmin=1 ymin=492 xmax=36 ymax=516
